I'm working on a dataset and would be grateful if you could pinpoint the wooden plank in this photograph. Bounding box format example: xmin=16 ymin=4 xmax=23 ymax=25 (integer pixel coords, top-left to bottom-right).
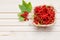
xmin=0 ymin=26 xmax=59 ymax=32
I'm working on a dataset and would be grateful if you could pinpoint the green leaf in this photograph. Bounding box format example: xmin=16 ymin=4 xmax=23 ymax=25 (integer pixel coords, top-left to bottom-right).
xmin=19 ymin=0 xmax=32 ymax=13
xmin=19 ymin=5 xmax=26 ymax=12
xmin=22 ymin=0 xmax=27 ymax=6
xmin=27 ymin=2 xmax=32 ymax=12
xmin=22 ymin=0 xmax=32 ymax=12
xmin=19 ymin=16 xmax=24 ymax=21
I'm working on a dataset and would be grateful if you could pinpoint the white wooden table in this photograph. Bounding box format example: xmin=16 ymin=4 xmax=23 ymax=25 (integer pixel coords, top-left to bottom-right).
xmin=0 ymin=0 xmax=60 ymax=40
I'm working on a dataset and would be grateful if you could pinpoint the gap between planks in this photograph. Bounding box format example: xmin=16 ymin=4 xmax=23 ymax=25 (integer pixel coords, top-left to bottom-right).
xmin=0 ymin=25 xmax=59 ymax=27
xmin=0 ymin=18 xmax=32 ymax=20
xmin=0 ymin=31 xmax=59 ymax=32
xmin=0 ymin=11 xmax=58 ymax=14
xmin=0 ymin=18 xmax=59 ymax=20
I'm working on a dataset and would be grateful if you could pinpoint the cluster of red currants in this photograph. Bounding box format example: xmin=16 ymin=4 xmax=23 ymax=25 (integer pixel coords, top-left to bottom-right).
xmin=34 ymin=5 xmax=55 ymax=25
xmin=20 ymin=11 xmax=29 ymax=21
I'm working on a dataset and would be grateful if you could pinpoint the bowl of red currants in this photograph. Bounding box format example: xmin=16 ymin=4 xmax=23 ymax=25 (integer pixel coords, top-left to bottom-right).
xmin=33 ymin=5 xmax=55 ymax=27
